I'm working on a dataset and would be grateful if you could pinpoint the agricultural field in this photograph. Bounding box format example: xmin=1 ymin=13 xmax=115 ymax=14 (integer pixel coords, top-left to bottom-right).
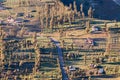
xmin=0 ymin=0 xmax=120 ymax=80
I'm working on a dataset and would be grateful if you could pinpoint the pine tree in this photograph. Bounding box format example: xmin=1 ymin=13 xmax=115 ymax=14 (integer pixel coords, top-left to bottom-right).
xmin=80 ymin=4 xmax=83 ymax=12
xmin=104 ymin=22 xmax=108 ymax=32
xmin=77 ymin=11 xmax=81 ymax=18
xmin=84 ymin=53 xmax=87 ymax=65
xmin=44 ymin=4 xmax=49 ymax=29
xmin=104 ymin=31 xmax=111 ymax=56
xmin=50 ymin=52 xmax=53 ymax=58
xmin=82 ymin=12 xmax=85 ymax=19
xmin=68 ymin=12 xmax=72 ymax=26
xmin=9 ymin=29 xmax=16 ymax=37
xmin=18 ymin=0 xmax=22 ymax=7
xmin=34 ymin=43 xmax=41 ymax=73
xmin=88 ymin=76 xmax=91 ymax=80
xmin=63 ymin=15 xmax=66 ymax=24
xmin=50 ymin=15 xmax=54 ymax=30
xmin=29 ymin=53 xmax=32 ymax=60
xmin=57 ymin=58 xmax=61 ymax=72
xmin=61 ymin=40 xmax=65 ymax=48
xmin=19 ymin=60 xmax=23 ymax=66
xmin=69 ymin=3 xmax=72 ymax=10
xmin=32 ymin=32 xmax=37 ymax=44
xmin=19 ymin=26 xmax=25 ymax=38
xmin=46 ymin=16 xmax=49 ymax=29
xmin=114 ymin=21 xmax=118 ymax=27
xmin=88 ymin=7 xmax=93 ymax=18
xmin=40 ymin=17 xmax=44 ymax=32
xmin=73 ymin=1 xmax=77 ymax=14
xmin=85 ymin=21 xmax=90 ymax=33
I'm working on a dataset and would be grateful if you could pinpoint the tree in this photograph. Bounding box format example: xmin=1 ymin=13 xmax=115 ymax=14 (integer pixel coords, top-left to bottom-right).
xmin=71 ymin=43 xmax=74 ymax=50
xmin=9 ymin=29 xmax=16 ymax=37
xmin=19 ymin=60 xmax=23 ymax=66
xmin=68 ymin=12 xmax=72 ymax=26
xmin=32 ymin=32 xmax=37 ymax=44
xmin=69 ymin=3 xmax=72 ymax=10
xmin=104 ymin=22 xmax=108 ymax=32
xmin=35 ymin=5 xmax=40 ymax=19
xmin=34 ymin=43 xmax=41 ymax=73
xmin=18 ymin=0 xmax=22 ymax=7
xmin=114 ymin=21 xmax=118 ymax=27
xmin=50 ymin=52 xmax=53 ymax=58
xmin=57 ymin=58 xmax=61 ymax=72
xmin=63 ymin=15 xmax=66 ymax=24
xmin=73 ymin=1 xmax=77 ymax=14
xmin=85 ymin=21 xmax=90 ymax=33
xmin=82 ymin=12 xmax=85 ymax=19
xmin=45 ymin=4 xmax=49 ymax=29
xmin=26 ymin=0 xmax=30 ymax=7
xmin=80 ymin=4 xmax=83 ymax=12
xmin=19 ymin=26 xmax=25 ymax=38
xmin=88 ymin=76 xmax=91 ymax=80
xmin=61 ymin=40 xmax=65 ymax=48
xmin=84 ymin=53 xmax=87 ymax=65
xmin=46 ymin=16 xmax=49 ymax=29
xmin=50 ymin=15 xmax=54 ymax=30
xmin=77 ymin=11 xmax=81 ymax=18
xmin=104 ymin=32 xmax=111 ymax=56
xmin=88 ymin=7 xmax=93 ymax=18
xmin=71 ymin=11 xmax=75 ymax=21
xmin=29 ymin=53 xmax=32 ymax=60
xmin=40 ymin=17 xmax=44 ymax=32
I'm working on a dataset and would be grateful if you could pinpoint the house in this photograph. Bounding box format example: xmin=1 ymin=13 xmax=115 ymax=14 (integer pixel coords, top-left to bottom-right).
xmin=85 ymin=38 xmax=95 ymax=46
xmin=91 ymin=25 xmax=100 ymax=32
xmin=0 ymin=3 xmax=5 ymax=11
xmin=7 ymin=16 xmax=14 ymax=24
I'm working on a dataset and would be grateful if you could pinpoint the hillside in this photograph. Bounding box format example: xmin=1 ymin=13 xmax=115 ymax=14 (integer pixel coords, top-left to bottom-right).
xmin=61 ymin=0 xmax=120 ymax=21
xmin=94 ymin=0 xmax=120 ymax=21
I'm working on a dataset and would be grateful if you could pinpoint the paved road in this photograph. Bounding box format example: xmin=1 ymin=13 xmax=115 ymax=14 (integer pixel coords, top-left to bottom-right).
xmin=49 ymin=38 xmax=69 ymax=80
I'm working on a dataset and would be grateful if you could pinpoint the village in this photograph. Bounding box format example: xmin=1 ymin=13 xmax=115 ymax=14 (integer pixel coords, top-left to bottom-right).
xmin=0 ymin=0 xmax=120 ymax=80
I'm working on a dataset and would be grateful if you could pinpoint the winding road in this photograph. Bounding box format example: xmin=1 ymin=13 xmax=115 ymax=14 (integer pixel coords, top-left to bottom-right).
xmin=49 ymin=38 xmax=69 ymax=80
